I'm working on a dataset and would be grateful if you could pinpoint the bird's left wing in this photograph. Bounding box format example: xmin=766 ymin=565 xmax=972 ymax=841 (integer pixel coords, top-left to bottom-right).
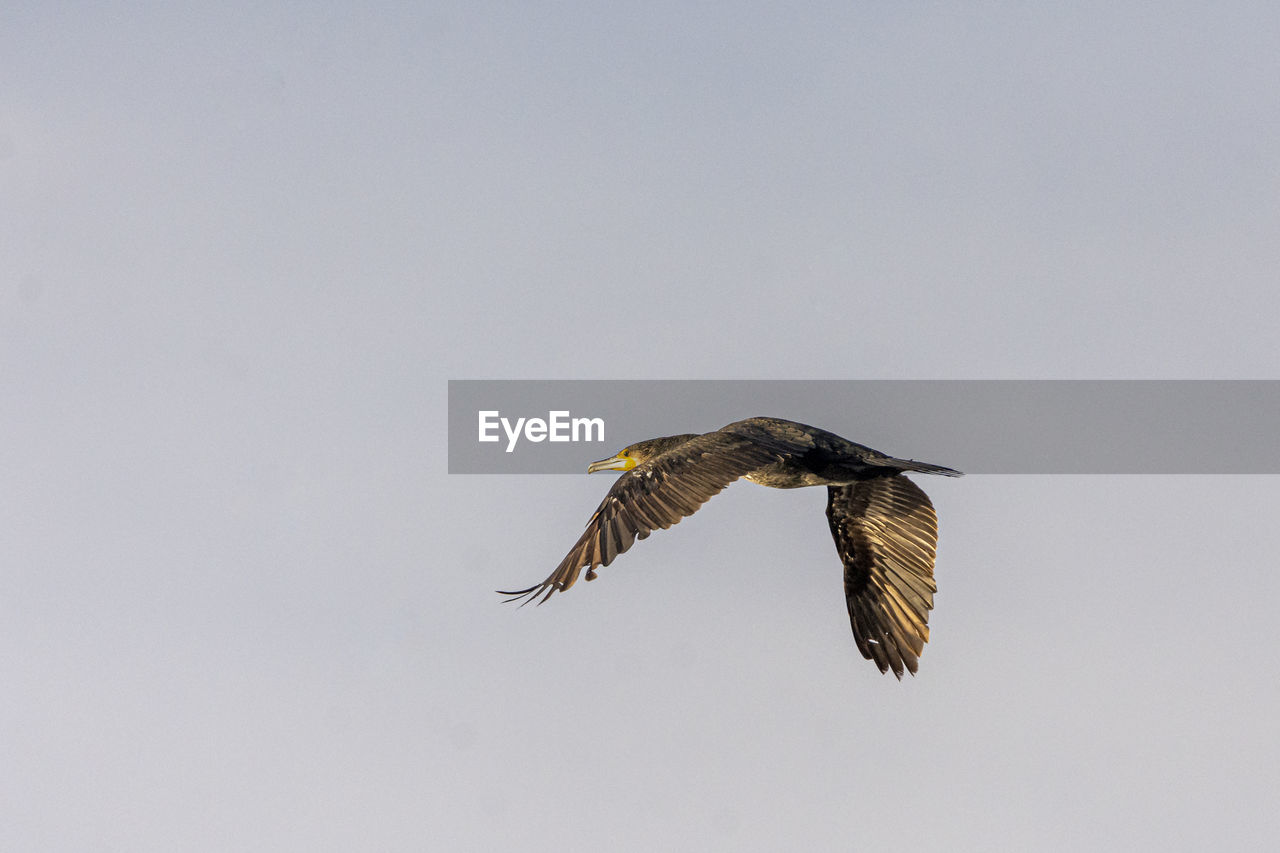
xmin=499 ymin=431 xmax=785 ymax=605
xmin=827 ymin=475 xmax=940 ymax=678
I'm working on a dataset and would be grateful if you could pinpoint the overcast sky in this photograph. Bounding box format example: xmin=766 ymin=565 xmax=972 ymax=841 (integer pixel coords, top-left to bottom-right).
xmin=4 ymin=3 xmax=1279 ymax=851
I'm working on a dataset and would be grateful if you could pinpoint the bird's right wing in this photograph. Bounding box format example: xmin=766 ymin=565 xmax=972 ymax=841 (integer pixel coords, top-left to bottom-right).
xmin=826 ymin=475 xmax=939 ymax=678
xmin=499 ymin=432 xmax=786 ymax=605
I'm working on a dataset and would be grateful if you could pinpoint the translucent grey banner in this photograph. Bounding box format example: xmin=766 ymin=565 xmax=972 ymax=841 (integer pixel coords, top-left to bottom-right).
xmin=447 ymin=380 xmax=1280 ymax=474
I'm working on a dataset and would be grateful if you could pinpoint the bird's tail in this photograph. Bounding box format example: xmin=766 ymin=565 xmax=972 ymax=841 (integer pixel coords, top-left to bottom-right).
xmin=890 ymin=458 xmax=963 ymax=477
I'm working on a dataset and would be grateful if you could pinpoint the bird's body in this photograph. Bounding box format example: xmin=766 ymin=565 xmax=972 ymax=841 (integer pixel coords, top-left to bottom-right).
xmin=499 ymin=416 xmax=961 ymax=678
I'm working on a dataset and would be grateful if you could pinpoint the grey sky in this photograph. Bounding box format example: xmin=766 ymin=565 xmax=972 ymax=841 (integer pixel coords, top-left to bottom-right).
xmin=4 ymin=3 xmax=1278 ymax=851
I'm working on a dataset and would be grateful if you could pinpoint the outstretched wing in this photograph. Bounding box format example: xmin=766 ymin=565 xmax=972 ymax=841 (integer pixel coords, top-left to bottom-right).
xmin=499 ymin=432 xmax=785 ymax=605
xmin=826 ymin=475 xmax=939 ymax=678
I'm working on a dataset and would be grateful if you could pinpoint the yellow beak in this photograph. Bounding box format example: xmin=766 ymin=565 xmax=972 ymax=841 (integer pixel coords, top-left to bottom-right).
xmin=587 ymin=454 xmax=636 ymax=473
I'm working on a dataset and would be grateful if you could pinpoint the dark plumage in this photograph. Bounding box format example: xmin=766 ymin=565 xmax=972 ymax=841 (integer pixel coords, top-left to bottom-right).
xmin=499 ymin=416 xmax=961 ymax=678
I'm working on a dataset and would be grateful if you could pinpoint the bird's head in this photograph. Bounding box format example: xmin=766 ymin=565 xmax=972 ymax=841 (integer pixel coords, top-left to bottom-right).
xmin=586 ymin=434 xmax=700 ymax=473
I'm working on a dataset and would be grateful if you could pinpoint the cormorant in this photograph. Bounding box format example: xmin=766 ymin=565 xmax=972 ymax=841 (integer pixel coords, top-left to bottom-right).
xmin=499 ymin=416 xmax=961 ymax=678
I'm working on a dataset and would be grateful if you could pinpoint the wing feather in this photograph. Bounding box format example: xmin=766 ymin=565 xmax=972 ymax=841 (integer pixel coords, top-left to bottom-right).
xmin=499 ymin=432 xmax=785 ymax=604
xmin=827 ymin=475 xmax=940 ymax=678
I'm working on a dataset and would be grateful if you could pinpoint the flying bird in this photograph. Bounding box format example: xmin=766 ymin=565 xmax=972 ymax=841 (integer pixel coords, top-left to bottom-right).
xmin=499 ymin=416 xmax=961 ymax=678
